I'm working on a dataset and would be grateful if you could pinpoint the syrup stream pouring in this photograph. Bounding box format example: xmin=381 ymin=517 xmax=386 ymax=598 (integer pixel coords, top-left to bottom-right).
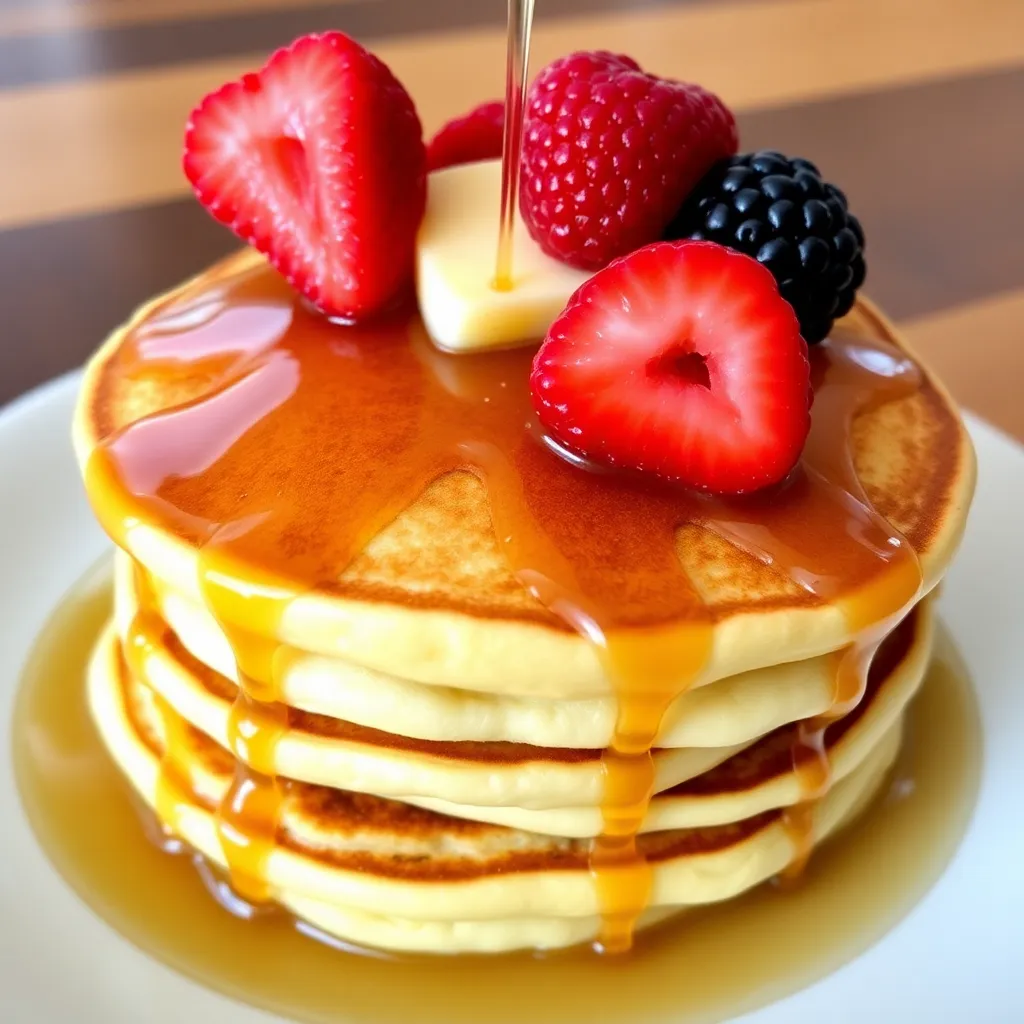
xmin=493 ymin=0 xmax=536 ymax=292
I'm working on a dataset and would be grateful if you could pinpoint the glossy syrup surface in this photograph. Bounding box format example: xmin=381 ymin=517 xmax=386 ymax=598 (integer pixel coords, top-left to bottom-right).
xmin=82 ymin=258 xmax=929 ymax=948
xmin=13 ymin=563 xmax=982 ymax=1024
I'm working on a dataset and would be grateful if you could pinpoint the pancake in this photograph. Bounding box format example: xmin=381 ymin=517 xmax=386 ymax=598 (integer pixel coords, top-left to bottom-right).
xmin=128 ymin=551 xmax=872 ymax=750
xmin=278 ymin=898 xmax=678 ymax=956
xmin=73 ymin=249 xmax=975 ymax=697
xmin=88 ymin=621 xmax=901 ymax=952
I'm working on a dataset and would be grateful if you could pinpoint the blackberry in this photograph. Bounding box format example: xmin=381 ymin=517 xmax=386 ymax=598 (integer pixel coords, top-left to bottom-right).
xmin=665 ymin=150 xmax=866 ymax=343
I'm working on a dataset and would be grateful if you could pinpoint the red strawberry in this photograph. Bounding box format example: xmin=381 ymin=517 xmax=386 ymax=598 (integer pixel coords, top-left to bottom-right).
xmin=427 ymin=99 xmax=505 ymax=171
xmin=520 ymin=51 xmax=737 ymax=270
xmin=531 ymin=241 xmax=811 ymax=494
xmin=184 ymin=32 xmax=426 ymax=321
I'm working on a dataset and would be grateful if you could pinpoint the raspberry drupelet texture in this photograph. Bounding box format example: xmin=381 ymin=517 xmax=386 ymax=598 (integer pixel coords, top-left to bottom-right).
xmin=519 ymin=51 xmax=737 ymax=270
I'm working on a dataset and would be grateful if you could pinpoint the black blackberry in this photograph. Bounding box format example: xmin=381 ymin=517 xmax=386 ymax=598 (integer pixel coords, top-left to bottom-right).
xmin=665 ymin=150 xmax=866 ymax=343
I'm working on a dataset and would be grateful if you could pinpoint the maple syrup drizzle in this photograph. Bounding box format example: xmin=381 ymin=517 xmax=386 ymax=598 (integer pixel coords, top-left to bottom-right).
xmin=84 ymin=256 xmax=924 ymax=952
xmin=124 ymin=557 xmax=290 ymax=902
xmin=777 ymin=346 xmax=924 ymax=874
xmin=199 ymin=556 xmax=291 ymax=904
xmin=122 ymin=561 xmax=200 ymax=841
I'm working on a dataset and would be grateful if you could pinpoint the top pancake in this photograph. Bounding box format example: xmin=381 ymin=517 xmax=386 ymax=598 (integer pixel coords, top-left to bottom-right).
xmin=73 ymin=249 xmax=975 ymax=697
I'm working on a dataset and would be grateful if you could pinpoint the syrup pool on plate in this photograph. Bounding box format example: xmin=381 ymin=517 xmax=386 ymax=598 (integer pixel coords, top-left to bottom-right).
xmin=14 ymin=559 xmax=982 ymax=1024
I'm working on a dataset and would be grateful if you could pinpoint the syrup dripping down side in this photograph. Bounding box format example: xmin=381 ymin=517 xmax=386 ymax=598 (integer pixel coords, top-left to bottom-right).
xmin=123 ymin=556 xmax=286 ymax=902
xmin=783 ymin=339 xmax=924 ymax=870
xmin=200 ymin=557 xmax=289 ymax=905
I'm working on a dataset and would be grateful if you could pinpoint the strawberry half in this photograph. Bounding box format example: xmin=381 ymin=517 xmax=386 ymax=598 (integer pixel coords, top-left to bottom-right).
xmin=427 ymin=99 xmax=505 ymax=171
xmin=531 ymin=241 xmax=811 ymax=494
xmin=184 ymin=32 xmax=426 ymax=321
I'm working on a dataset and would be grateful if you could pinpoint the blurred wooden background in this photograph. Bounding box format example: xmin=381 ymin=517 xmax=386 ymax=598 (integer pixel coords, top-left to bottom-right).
xmin=1 ymin=0 xmax=1022 ymax=438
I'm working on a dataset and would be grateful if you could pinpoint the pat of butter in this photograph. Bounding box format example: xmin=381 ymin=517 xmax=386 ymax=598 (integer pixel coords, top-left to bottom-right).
xmin=416 ymin=159 xmax=591 ymax=352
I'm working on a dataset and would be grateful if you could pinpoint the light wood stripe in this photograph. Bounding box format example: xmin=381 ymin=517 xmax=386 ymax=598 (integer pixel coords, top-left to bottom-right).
xmin=0 ymin=0 xmax=357 ymax=39
xmin=0 ymin=0 xmax=703 ymax=42
xmin=4 ymin=0 xmax=1024 ymax=229
xmin=904 ymin=290 xmax=1024 ymax=442
xmin=0 ymin=0 xmax=727 ymax=88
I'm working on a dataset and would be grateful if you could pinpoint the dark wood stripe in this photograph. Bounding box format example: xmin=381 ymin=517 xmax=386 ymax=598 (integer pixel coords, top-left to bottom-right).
xmin=738 ymin=66 xmax=1024 ymax=328
xmin=0 ymin=0 xmax=699 ymax=90
xmin=0 ymin=201 xmax=236 ymax=403
xmin=2 ymin=65 xmax=1023 ymax=406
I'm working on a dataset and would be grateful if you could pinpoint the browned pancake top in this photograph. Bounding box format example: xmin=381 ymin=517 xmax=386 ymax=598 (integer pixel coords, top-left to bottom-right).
xmin=80 ymin=254 xmax=968 ymax=633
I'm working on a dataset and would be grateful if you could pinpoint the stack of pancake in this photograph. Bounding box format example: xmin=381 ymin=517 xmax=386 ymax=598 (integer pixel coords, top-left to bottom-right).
xmin=74 ymin=252 xmax=974 ymax=955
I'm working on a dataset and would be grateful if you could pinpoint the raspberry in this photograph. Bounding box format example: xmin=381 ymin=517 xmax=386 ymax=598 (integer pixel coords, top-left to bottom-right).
xmin=427 ymin=100 xmax=504 ymax=172
xmin=519 ymin=51 xmax=737 ymax=270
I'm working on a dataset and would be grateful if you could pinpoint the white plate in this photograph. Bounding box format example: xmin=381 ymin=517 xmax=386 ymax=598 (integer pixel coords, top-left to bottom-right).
xmin=1 ymin=372 xmax=1022 ymax=1024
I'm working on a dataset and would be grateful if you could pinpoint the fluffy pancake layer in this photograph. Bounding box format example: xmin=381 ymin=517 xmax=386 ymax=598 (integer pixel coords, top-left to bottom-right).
xmin=134 ymin=553 xmax=876 ymax=751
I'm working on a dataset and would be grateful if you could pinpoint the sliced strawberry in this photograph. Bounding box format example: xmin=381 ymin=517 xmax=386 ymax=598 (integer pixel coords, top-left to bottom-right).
xmin=184 ymin=32 xmax=426 ymax=321
xmin=531 ymin=240 xmax=811 ymax=494
xmin=427 ymin=100 xmax=505 ymax=172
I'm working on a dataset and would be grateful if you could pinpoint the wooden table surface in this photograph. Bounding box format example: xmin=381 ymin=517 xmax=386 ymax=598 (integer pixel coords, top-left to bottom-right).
xmin=2 ymin=0 xmax=1022 ymax=439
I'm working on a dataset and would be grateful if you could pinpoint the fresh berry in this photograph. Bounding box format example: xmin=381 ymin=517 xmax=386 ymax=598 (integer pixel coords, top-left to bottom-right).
xmin=184 ymin=32 xmax=426 ymax=321
xmin=519 ymin=51 xmax=737 ymax=271
xmin=531 ymin=241 xmax=811 ymax=494
xmin=427 ymin=100 xmax=505 ymax=171
xmin=666 ymin=150 xmax=865 ymax=343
